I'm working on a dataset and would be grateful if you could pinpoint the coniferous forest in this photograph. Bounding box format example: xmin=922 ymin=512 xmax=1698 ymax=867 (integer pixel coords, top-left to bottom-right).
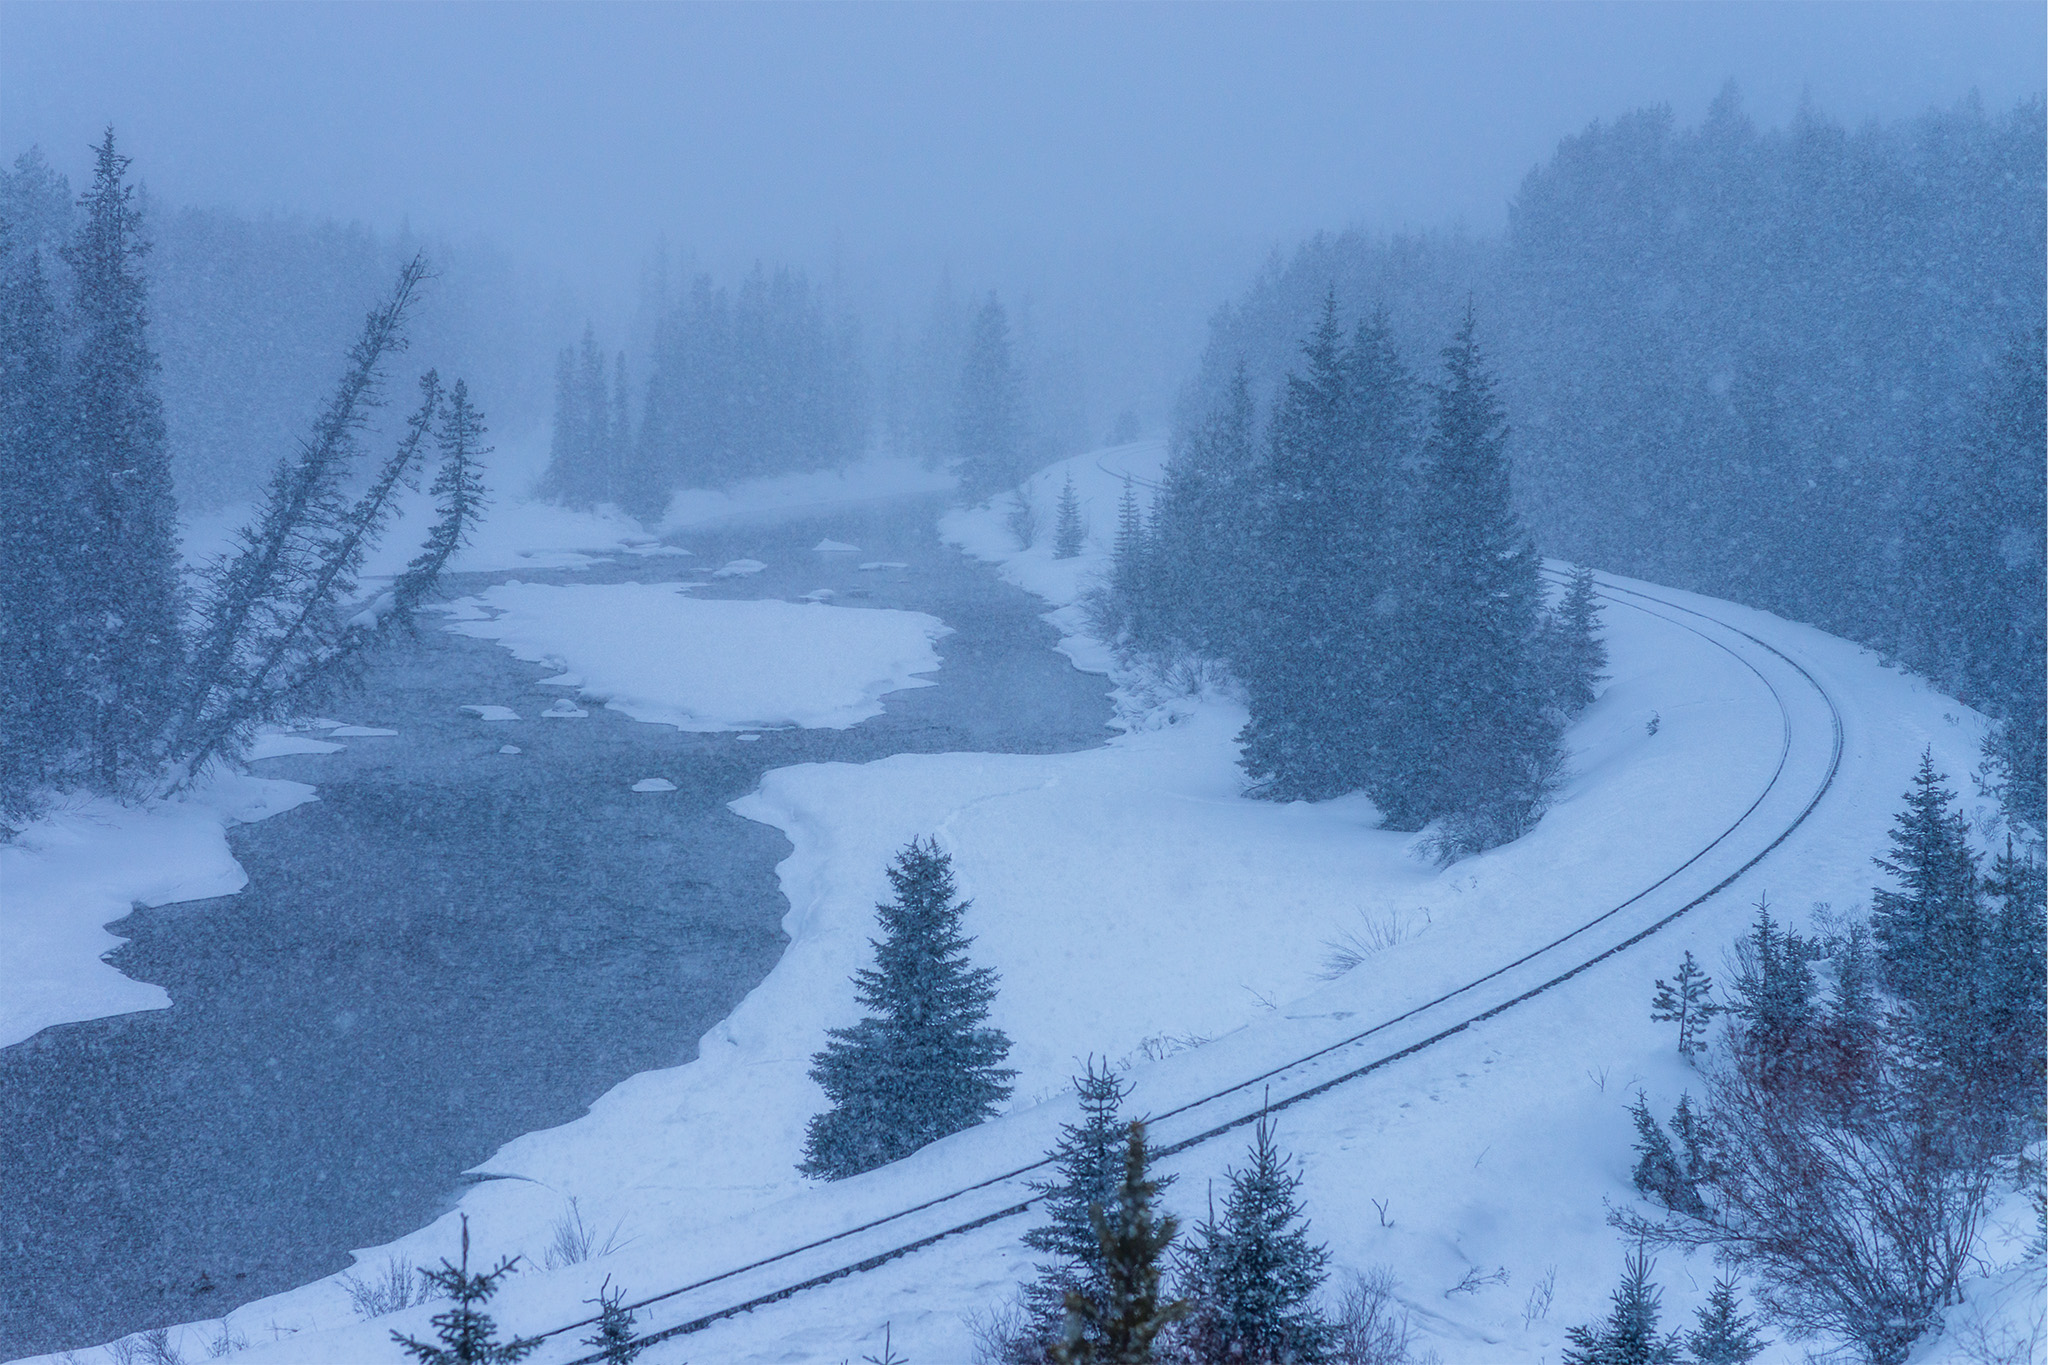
xmin=0 ymin=132 xmax=486 ymax=814
xmin=1176 ymin=91 xmax=2046 ymax=833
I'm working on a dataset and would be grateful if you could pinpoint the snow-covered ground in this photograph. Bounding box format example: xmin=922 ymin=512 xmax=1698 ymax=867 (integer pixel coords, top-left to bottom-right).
xmin=24 ymin=444 xmax=2039 ymax=1364
xmin=0 ymin=770 xmax=316 ymax=1049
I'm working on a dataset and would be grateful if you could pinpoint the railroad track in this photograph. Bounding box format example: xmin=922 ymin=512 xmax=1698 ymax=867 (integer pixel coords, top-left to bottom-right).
xmin=524 ymin=572 xmax=1844 ymax=1361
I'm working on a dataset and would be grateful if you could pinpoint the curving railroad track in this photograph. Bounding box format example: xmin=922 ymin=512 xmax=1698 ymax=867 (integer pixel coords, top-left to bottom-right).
xmin=520 ymin=572 xmax=1844 ymax=1361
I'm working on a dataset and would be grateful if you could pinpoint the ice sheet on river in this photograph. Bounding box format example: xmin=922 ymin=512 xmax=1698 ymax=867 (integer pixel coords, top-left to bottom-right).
xmin=439 ymin=581 xmax=950 ymax=731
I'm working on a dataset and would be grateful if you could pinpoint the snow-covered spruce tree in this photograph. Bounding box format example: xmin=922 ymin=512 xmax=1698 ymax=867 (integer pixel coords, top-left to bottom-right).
xmin=1544 ymin=565 xmax=1607 ymax=715
xmin=1724 ymin=898 xmax=1817 ymax=1072
xmin=1171 ymin=1112 xmax=1335 ymax=1363
xmin=61 ymin=128 xmax=184 ymax=792
xmin=1649 ymin=951 xmax=1717 ymax=1061
xmin=1869 ymin=754 xmax=1982 ymax=1013
xmin=799 ymin=838 xmax=1015 ymax=1180
xmin=1377 ymin=305 xmax=1556 ymax=849
xmin=1628 ymin=1092 xmax=1704 ymax=1217
xmin=1139 ymin=359 xmax=1256 ymax=655
xmin=956 ymin=293 xmax=1021 ymax=500
xmin=1683 ymin=1278 xmax=1767 ymax=1365
xmin=1050 ymin=1122 xmax=1188 ymax=1365
xmin=1019 ymin=1062 xmax=1138 ymax=1350
xmin=1982 ymin=841 xmax=2047 ymax=1117
xmin=392 ymin=1216 xmax=541 ymax=1364
xmin=1561 ymin=1249 xmax=1679 ymax=1365
xmin=0 ymin=225 xmax=76 ymax=811
xmin=1054 ymin=473 xmax=1086 ymax=559
xmin=1237 ymin=297 xmax=1411 ymax=803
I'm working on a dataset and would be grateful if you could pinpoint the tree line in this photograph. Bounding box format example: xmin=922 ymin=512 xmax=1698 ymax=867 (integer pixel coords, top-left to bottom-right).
xmin=1181 ymin=90 xmax=2046 ymax=836
xmin=0 ymin=131 xmax=486 ymax=816
xmin=539 ymin=278 xmax=1061 ymax=520
xmin=1100 ymin=299 xmax=1604 ymax=856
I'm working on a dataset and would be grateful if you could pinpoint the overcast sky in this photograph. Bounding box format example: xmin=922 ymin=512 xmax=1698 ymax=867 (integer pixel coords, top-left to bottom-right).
xmin=4 ymin=2 xmax=2041 ymax=414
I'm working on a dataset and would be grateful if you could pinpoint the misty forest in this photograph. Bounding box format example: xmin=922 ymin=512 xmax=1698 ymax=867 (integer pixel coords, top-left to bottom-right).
xmin=0 ymin=8 xmax=2042 ymax=1365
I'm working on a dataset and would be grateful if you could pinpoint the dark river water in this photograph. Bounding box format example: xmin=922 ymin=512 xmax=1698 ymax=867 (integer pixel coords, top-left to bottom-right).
xmin=0 ymin=497 xmax=1112 ymax=1356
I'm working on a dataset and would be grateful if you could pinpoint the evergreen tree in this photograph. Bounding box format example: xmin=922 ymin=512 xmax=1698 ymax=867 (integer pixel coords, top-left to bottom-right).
xmin=1982 ymin=842 xmax=2047 ymax=1114
xmin=1025 ymin=1062 xmax=1137 ymax=1339
xmin=393 ymin=378 xmax=491 ymax=614
xmin=1548 ymin=566 xmax=1608 ymax=714
xmin=957 ymin=293 xmax=1020 ymax=499
xmin=1050 ymin=1122 xmax=1188 ymax=1365
xmin=580 ymin=1277 xmax=647 ymax=1364
xmin=1235 ymin=295 xmax=1371 ymax=801
xmin=61 ymin=127 xmax=184 ymax=791
xmin=392 ymin=1216 xmax=541 ymax=1364
xmin=1175 ymin=1112 xmax=1334 ymax=1363
xmin=1629 ymin=1093 xmax=1701 ymax=1216
xmin=1650 ymin=951 xmax=1718 ymax=1061
xmin=1054 ymin=473 xmax=1086 ymax=558
xmin=1869 ymin=754 xmax=1982 ymax=1013
xmin=0 ymin=225 xmax=76 ymax=810
xmin=1379 ymin=304 xmax=1555 ymax=843
xmin=799 ymin=838 xmax=1015 ymax=1180
xmin=1561 ymin=1249 xmax=1679 ymax=1365
xmin=1682 ymin=1278 xmax=1766 ymax=1365
xmin=1143 ymin=360 xmax=1255 ymax=652
xmin=1726 ymin=898 xmax=1817 ymax=1066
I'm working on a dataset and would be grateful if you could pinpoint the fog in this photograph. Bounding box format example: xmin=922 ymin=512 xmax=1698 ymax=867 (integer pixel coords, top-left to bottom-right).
xmin=5 ymin=2 xmax=2041 ymax=435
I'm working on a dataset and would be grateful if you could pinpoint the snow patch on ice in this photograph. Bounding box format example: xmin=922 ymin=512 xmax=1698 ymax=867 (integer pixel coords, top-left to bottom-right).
xmin=497 ymin=745 xmax=521 ymax=755
xmin=813 ymin=539 xmax=860 ymax=553
xmin=857 ymin=561 xmax=909 ymax=571
xmin=631 ymin=778 xmax=677 ymax=793
xmin=461 ymin=704 xmax=521 ymax=722
xmin=325 ymin=725 xmax=396 ymax=738
xmin=245 ymin=729 xmax=344 ymax=759
xmin=442 ymin=581 xmax=949 ymax=732
xmin=714 ymin=558 xmax=768 ymax=578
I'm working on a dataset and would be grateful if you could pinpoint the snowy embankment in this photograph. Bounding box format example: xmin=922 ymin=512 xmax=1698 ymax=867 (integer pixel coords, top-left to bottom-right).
xmin=0 ymin=772 xmax=315 ymax=1050
xmin=29 ymin=443 xmax=2035 ymax=1363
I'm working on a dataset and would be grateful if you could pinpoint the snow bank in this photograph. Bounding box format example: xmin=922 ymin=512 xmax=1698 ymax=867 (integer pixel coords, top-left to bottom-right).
xmin=0 ymin=772 xmax=315 ymax=1050
xmin=440 ymin=581 xmax=950 ymax=731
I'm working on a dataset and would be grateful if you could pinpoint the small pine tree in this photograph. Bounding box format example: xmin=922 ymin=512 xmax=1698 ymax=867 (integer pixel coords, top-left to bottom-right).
xmin=1050 ymin=1122 xmax=1188 ymax=1364
xmin=1650 ymin=951 xmax=1718 ymax=1061
xmin=580 ymin=1276 xmax=646 ymax=1364
xmin=1629 ymin=1093 xmax=1693 ymax=1214
xmin=1055 ymin=474 xmax=1086 ymax=558
xmin=1562 ymin=1249 xmax=1679 ymax=1365
xmin=1550 ymin=565 xmax=1608 ymax=714
xmin=1682 ymin=1277 xmax=1766 ymax=1365
xmin=1982 ymin=841 xmax=2047 ymax=1113
xmin=1025 ymin=1062 xmax=1137 ymax=1340
xmin=1667 ymin=1092 xmax=1713 ymax=1193
xmin=1176 ymin=1112 xmax=1335 ymax=1363
xmin=1726 ymin=898 xmax=1816 ymax=1063
xmin=799 ymin=838 xmax=1015 ymax=1180
xmin=1870 ymin=752 xmax=1982 ymax=1011
xmin=391 ymin=1216 xmax=541 ymax=1364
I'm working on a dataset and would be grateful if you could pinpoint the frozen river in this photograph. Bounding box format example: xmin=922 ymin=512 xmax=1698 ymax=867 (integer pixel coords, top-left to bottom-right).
xmin=0 ymin=497 xmax=1113 ymax=1356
